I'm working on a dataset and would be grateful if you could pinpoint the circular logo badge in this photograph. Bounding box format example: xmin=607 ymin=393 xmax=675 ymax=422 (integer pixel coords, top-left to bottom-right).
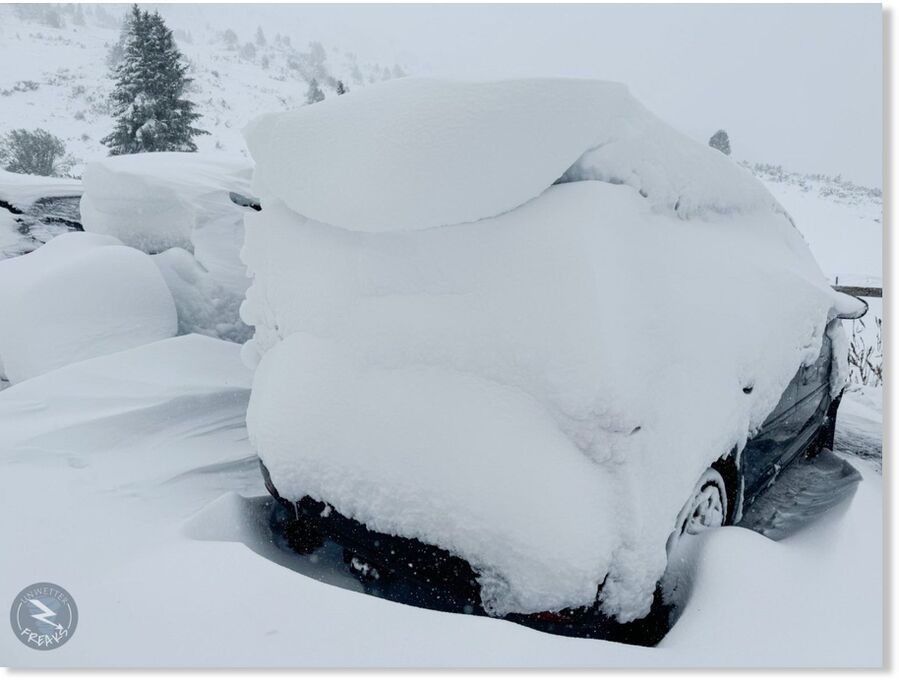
xmin=10 ymin=583 xmax=78 ymax=650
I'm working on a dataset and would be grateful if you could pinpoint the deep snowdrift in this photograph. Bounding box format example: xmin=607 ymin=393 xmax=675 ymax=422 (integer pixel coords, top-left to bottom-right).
xmin=241 ymin=78 xmax=849 ymax=621
xmin=0 ymin=231 xmax=176 ymax=383
xmin=80 ymin=152 xmax=254 ymax=341
xmin=0 ymin=333 xmax=879 ymax=665
xmin=244 ymin=78 xmax=784 ymax=232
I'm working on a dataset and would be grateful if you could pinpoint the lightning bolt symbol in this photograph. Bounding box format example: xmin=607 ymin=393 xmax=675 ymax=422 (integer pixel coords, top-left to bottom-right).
xmin=27 ymin=599 xmax=64 ymax=632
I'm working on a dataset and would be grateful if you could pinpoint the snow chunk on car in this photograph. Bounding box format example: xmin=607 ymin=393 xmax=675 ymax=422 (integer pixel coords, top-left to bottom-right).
xmin=0 ymin=231 xmax=177 ymax=383
xmin=244 ymin=78 xmax=782 ymax=232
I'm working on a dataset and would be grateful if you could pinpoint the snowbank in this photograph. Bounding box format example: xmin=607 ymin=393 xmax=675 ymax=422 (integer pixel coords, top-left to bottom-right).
xmin=0 ymin=334 xmax=251 ymax=461
xmin=0 ymin=231 xmax=176 ymax=383
xmin=241 ymin=78 xmax=848 ymax=621
xmin=663 ymin=459 xmax=882 ymax=666
xmin=244 ymin=78 xmax=783 ymax=232
xmin=153 ymin=247 xmax=250 ymax=342
xmin=80 ymin=152 xmax=253 ymax=342
xmin=0 ymin=335 xmax=879 ymax=665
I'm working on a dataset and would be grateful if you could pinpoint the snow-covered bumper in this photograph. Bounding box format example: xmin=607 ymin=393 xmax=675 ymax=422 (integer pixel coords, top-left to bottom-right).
xmin=259 ymin=459 xmax=673 ymax=646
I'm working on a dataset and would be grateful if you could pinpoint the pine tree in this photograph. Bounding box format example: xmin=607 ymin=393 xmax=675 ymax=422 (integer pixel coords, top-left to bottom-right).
xmin=336 ymin=80 xmax=347 ymax=95
xmin=102 ymin=5 xmax=207 ymax=155
xmin=222 ymin=28 xmax=238 ymax=49
xmin=305 ymin=78 xmax=325 ymax=105
xmin=709 ymin=129 xmax=731 ymax=156
xmin=255 ymin=26 xmax=266 ymax=47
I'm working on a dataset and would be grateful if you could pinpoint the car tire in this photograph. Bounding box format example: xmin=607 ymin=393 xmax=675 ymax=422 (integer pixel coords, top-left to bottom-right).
xmin=667 ymin=465 xmax=730 ymax=556
xmin=680 ymin=467 xmax=728 ymax=535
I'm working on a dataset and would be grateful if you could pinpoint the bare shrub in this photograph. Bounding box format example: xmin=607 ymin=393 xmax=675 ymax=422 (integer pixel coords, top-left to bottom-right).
xmin=0 ymin=128 xmax=73 ymax=177
xmin=848 ymin=316 xmax=883 ymax=386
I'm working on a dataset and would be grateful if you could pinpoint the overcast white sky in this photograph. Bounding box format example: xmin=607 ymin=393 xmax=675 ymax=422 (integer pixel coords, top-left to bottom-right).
xmin=161 ymin=3 xmax=883 ymax=186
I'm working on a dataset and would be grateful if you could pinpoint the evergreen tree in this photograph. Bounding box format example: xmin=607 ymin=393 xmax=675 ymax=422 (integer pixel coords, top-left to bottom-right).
xmin=336 ymin=80 xmax=348 ymax=95
xmin=102 ymin=5 xmax=207 ymax=155
xmin=305 ymin=78 xmax=325 ymax=104
xmin=709 ymin=129 xmax=731 ymax=156
xmin=255 ymin=26 xmax=267 ymax=46
xmin=222 ymin=28 xmax=238 ymax=49
xmin=106 ymin=17 xmax=130 ymax=70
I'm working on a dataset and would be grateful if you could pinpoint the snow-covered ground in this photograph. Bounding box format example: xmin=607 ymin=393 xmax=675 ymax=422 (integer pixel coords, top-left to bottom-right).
xmin=0 ymin=4 xmax=408 ymax=170
xmin=0 ymin=332 xmax=881 ymax=667
xmin=0 ymin=148 xmax=884 ymax=671
xmin=0 ymin=7 xmax=882 ymax=667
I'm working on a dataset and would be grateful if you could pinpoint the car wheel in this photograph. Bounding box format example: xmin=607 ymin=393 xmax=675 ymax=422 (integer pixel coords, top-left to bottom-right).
xmin=667 ymin=467 xmax=729 ymax=556
xmin=681 ymin=468 xmax=728 ymax=535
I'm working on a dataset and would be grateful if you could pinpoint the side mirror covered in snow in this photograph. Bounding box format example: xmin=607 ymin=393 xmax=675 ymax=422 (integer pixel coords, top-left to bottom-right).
xmin=831 ymin=290 xmax=869 ymax=320
xmin=229 ymin=191 xmax=262 ymax=212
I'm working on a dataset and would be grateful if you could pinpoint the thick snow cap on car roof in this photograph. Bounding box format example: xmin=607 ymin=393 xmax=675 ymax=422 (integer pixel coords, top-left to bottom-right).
xmin=244 ymin=77 xmax=785 ymax=232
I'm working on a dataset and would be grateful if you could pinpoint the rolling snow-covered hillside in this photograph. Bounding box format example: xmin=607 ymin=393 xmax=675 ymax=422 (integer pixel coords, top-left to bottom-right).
xmin=0 ymin=3 xmax=409 ymax=171
xmin=745 ymin=163 xmax=882 ymax=286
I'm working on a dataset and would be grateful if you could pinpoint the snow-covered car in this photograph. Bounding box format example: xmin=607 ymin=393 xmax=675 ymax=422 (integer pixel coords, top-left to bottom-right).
xmin=258 ymin=316 xmax=857 ymax=643
xmin=239 ymin=78 xmax=865 ymax=643
xmin=0 ymin=169 xmax=83 ymax=259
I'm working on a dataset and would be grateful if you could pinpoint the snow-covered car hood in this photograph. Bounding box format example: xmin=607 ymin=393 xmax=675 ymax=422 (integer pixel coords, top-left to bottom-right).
xmin=0 ymin=168 xmax=82 ymax=211
xmin=240 ymin=78 xmax=848 ymax=622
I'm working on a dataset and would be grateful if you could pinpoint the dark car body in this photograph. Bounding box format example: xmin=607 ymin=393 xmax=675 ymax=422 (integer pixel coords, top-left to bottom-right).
xmin=739 ymin=324 xmax=839 ymax=509
xmin=260 ymin=317 xmax=848 ymax=645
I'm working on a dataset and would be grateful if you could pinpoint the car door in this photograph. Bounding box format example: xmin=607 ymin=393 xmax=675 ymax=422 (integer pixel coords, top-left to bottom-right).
xmin=740 ymin=332 xmax=833 ymax=498
xmin=776 ymin=331 xmax=833 ymax=462
xmin=741 ymin=370 xmax=801 ymax=496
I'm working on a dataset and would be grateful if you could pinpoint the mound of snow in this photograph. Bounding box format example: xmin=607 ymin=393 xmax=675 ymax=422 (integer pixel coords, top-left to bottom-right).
xmin=0 ymin=231 xmax=177 ymax=383
xmin=80 ymin=152 xmax=253 ymax=341
xmin=244 ymin=78 xmax=783 ymax=232
xmin=0 ymin=334 xmax=251 ymax=464
xmin=154 ymin=247 xmax=249 ymax=342
xmin=243 ymin=176 xmax=845 ymax=619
